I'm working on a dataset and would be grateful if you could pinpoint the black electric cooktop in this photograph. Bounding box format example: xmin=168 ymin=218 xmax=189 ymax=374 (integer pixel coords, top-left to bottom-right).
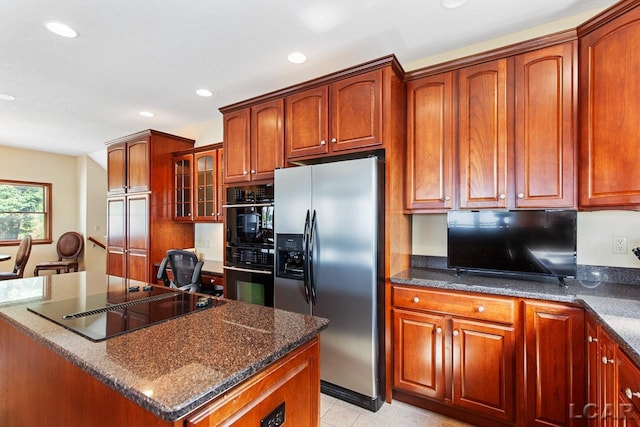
xmin=27 ymin=284 xmax=225 ymax=341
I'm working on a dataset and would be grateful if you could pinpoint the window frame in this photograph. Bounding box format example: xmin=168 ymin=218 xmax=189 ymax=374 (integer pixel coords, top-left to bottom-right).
xmin=0 ymin=179 xmax=52 ymax=246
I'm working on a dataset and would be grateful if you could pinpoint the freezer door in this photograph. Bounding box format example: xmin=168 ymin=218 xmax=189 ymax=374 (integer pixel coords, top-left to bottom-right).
xmin=311 ymin=157 xmax=380 ymax=399
xmin=274 ymin=166 xmax=312 ymax=315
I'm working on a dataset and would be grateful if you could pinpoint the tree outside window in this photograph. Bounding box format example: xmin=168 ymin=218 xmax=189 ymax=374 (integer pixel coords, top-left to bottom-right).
xmin=0 ymin=180 xmax=52 ymax=245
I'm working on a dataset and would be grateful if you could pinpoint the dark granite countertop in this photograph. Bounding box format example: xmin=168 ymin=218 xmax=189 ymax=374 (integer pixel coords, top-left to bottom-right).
xmin=0 ymin=272 xmax=327 ymax=422
xmin=392 ymin=268 xmax=640 ymax=366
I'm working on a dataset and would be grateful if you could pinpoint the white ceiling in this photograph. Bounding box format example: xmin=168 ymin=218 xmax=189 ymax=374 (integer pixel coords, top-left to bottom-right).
xmin=0 ymin=0 xmax=618 ymax=158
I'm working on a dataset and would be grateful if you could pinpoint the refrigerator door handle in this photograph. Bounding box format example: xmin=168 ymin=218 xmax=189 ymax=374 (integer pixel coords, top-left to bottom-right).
xmin=309 ymin=209 xmax=317 ymax=305
xmin=302 ymin=209 xmax=311 ymax=304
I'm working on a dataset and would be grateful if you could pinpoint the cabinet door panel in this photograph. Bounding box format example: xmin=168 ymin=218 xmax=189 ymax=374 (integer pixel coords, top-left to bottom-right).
xmin=393 ymin=309 xmax=445 ymax=399
xmin=107 ymin=144 xmax=127 ymax=195
xmin=251 ymin=98 xmax=284 ymax=181
xmin=286 ymin=86 xmax=329 ymax=159
xmin=127 ymin=195 xmax=149 ymax=252
xmin=194 ymin=151 xmax=216 ymax=221
xmin=458 ymin=59 xmax=509 ymax=209
xmin=580 ymin=10 xmax=640 ymax=208
xmin=331 ymin=70 xmax=382 ymax=152
xmin=524 ymin=301 xmax=585 ymax=427
xmin=174 ymin=154 xmax=193 ymax=220
xmin=126 ymin=138 xmax=150 ymax=193
xmin=406 ymin=73 xmax=454 ymax=211
xmin=515 ymin=42 xmax=576 ymax=208
xmin=452 ymin=318 xmax=515 ymax=422
xmin=224 ymin=109 xmax=251 ymax=184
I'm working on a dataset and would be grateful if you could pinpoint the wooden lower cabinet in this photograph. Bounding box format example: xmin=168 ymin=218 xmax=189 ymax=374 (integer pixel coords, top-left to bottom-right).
xmin=186 ymin=337 xmax=320 ymax=426
xmin=452 ymin=318 xmax=516 ymax=422
xmin=524 ymin=301 xmax=585 ymax=427
xmin=587 ymin=312 xmax=640 ymax=427
xmin=393 ymin=309 xmax=445 ymax=399
xmin=392 ymin=285 xmax=517 ymax=426
xmin=392 ymin=286 xmax=595 ymax=427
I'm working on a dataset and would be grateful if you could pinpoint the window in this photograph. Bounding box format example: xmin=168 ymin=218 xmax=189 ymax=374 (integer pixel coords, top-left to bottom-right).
xmin=0 ymin=180 xmax=52 ymax=246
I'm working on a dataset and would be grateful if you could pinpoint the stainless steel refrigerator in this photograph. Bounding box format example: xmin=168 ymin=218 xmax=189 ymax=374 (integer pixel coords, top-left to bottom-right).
xmin=274 ymin=157 xmax=384 ymax=412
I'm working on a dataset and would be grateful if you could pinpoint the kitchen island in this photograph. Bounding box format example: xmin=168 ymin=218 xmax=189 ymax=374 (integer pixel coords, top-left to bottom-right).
xmin=0 ymin=272 xmax=328 ymax=426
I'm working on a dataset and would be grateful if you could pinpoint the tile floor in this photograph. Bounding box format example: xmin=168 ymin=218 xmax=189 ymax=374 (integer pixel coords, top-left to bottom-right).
xmin=320 ymin=393 xmax=476 ymax=427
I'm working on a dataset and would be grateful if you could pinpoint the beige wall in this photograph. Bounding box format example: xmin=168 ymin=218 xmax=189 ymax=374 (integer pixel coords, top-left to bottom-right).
xmin=1 ymin=145 xmax=107 ymax=277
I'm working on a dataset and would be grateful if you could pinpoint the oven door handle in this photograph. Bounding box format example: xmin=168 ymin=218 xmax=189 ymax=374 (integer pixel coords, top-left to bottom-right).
xmin=223 ymin=266 xmax=273 ymax=275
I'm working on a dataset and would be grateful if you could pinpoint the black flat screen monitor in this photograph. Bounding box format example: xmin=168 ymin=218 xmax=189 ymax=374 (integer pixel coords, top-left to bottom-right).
xmin=447 ymin=210 xmax=577 ymax=280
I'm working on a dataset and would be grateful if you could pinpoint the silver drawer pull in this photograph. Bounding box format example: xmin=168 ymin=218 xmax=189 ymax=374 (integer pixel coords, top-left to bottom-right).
xmin=477 ymin=306 xmax=485 ymax=313
xmin=412 ymin=297 xmax=419 ymax=303
xmin=436 ymin=327 xmax=442 ymax=334
xmin=453 ymin=330 xmax=459 ymax=337
xmin=625 ymin=388 xmax=640 ymax=399
xmin=588 ymin=336 xmax=598 ymax=343
xmin=602 ymin=356 xmax=614 ymax=364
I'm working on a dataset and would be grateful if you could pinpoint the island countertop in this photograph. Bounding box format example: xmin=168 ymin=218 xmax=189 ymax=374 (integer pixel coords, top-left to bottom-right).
xmin=0 ymin=272 xmax=328 ymax=422
xmin=392 ymin=267 xmax=640 ymax=366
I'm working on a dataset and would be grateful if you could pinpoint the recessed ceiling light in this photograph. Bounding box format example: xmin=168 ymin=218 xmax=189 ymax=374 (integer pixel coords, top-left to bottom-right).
xmin=196 ymin=89 xmax=213 ymax=97
xmin=139 ymin=111 xmax=154 ymax=118
xmin=0 ymin=93 xmax=15 ymax=101
xmin=45 ymin=21 xmax=78 ymax=38
xmin=440 ymin=0 xmax=470 ymax=8
xmin=288 ymin=52 xmax=307 ymax=64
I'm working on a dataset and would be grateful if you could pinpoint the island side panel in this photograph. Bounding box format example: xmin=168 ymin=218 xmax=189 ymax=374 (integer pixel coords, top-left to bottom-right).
xmin=0 ymin=319 xmax=180 ymax=427
xmin=186 ymin=336 xmax=320 ymax=427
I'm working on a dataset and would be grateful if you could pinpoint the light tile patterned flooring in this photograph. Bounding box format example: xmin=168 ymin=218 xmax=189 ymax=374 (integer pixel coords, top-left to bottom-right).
xmin=320 ymin=393 xmax=476 ymax=427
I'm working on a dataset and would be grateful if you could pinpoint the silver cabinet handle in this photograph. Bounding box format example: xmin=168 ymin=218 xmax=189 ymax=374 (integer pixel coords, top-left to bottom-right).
xmin=625 ymin=388 xmax=640 ymax=399
xmin=517 ymin=193 xmax=524 ymax=199
xmin=250 ymin=169 xmax=256 ymax=174
xmin=331 ymin=137 xmax=337 ymax=143
xmin=453 ymin=330 xmax=459 ymax=337
xmin=320 ymin=140 xmax=326 ymax=145
xmin=602 ymin=356 xmax=614 ymax=364
xmin=499 ymin=193 xmax=506 ymax=200
xmin=477 ymin=306 xmax=485 ymax=313
xmin=443 ymin=196 xmax=450 ymax=201
xmin=412 ymin=296 xmax=420 ymax=303
xmin=243 ymin=170 xmax=248 ymax=175
xmin=436 ymin=327 xmax=442 ymax=334
xmin=588 ymin=336 xmax=598 ymax=343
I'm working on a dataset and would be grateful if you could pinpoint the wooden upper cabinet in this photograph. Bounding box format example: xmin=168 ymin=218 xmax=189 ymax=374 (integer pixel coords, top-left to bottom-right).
xmin=406 ymin=72 xmax=454 ymax=211
xmin=224 ymin=99 xmax=283 ymax=184
xmin=286 ymin=69 xmax=383 ymax=160
xmin=251 ymin=98 xmax=284 ymax=181
xmin=331 ymin=70 xmax=383 ymax=152
xmin=286 ymin=86 xmax=330 ymax=159
xmin=173 ymin=153 xmax=193 ymax=221
xmin=107 ymin=137 xmax=150 ymax=196
xmin=579 ymin=5 xmax=640 ymax=208
xmin=223 ymin=109 xmax=251 ymax=184
xmin=458 ymin=59 xmax=509 ymax=209
xmin=514 ymin=41 xmax=576 ymax=208
xmin=194 ymin=148 xmax=224 ymax=222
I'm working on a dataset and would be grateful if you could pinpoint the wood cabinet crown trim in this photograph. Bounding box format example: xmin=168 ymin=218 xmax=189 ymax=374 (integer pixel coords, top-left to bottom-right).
xmin=578 ymin=0 xmax=640 ymax=35
xmin=104 ymin=129 xmax=195 ymax=147
xmin=219 ymin=54 xmax=404 ymax=114
xmin=172 ymin=142 xmax=223 ymax=157
xmin=404 ymin=28 xmax=577 ymax=80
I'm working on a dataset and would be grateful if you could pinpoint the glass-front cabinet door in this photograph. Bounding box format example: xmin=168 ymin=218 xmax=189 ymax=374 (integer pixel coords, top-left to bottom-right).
xmin=194 ymin=150 xmax=218 ymax=222
xmin=173 ymin=154 xmax=192 ymax=221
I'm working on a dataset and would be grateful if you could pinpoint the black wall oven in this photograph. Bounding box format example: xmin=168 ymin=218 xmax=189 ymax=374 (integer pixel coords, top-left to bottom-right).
xmin=223 ymin=184 xmax=274 ymax=307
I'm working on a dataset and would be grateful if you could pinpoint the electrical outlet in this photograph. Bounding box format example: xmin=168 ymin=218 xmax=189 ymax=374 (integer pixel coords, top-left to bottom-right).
xmin=613 ymin=236 xmax=628 ymax=254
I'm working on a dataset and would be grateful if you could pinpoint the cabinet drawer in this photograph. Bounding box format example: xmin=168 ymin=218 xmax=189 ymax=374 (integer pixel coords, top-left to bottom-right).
xmin=618 ymin=349 xmax=640 ymax=414
xmin=392 ymin=286 xmax=515 ymax=324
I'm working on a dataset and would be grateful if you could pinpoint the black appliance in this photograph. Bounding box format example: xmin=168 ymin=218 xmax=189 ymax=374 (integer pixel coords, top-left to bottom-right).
xmin=26 ymin=285 xmax=225 ymax=341
xmin=447 ymin=210 xmax=577 ymax=282
xmin=223 ymin=184 xmax=275 ymax=306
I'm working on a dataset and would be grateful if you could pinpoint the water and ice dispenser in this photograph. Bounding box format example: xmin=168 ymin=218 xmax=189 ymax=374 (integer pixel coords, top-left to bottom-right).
xmin=276 ymin=234 xmax=305 ymax=280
